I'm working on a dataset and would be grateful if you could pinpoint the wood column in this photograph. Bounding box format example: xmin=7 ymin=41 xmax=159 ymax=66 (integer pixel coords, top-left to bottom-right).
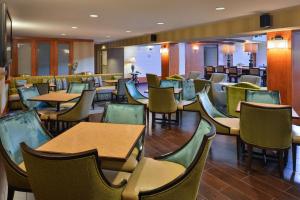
xmin=185 ymin=44 xmax=204 ymax=76
xmin=161 ymin=44 xmax=179 ymax=79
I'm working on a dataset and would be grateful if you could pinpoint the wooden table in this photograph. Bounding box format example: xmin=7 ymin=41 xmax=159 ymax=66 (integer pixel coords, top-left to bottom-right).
xmin=236 ymin=101 xmax=300 ymax=119
xmin=144 ymin=88 xmax=183 ymax=94
xmin=104 ymin=80 xmax=118 ymax=85
xmin=28 ymin=92 xmax=80 ymax=111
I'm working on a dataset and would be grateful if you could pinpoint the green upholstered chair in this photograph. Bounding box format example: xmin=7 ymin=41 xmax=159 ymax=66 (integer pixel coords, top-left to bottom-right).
xmin=148 ymin=87 xmax=178 ymax=126
xmin=0 ymin=110 xmax=52 ymax=200
xmin=160 ymin=80 xmax=180 ymax=89
xmin=61 ymin=78 xmax=68 ymax=90
xmin=55 ymin=79 xmax=64 ymax=91
xmin=240 ymin=102 xmax=292 ymax=177
xmin=33 ymin=83 xmax=49 ymax=95
xmin=166 ymin=74 xmax=185 ymax=81
xmin=194 ymin=79 xmax=213 ymax=101
xmin=226 ymin=82 xmax=260 ymax=117
xmin=67 ymin=82 xmax=89 ymax=94
xmin=122 ymin=118 xmax=215 ymax=200
xmin=146 ymin=74 xmax=160 ymax=88
xmin=112 ymin=78 xmax=131 ymax=102
xmin=125 ymin=81 xmax=148 ymax=106
xmin=239 ymin=75 xmax=261 ymax=86
xmin=209 ymin=73 xmax=228 ymax=83
xmin=246 ymin=90 xmax=281 ymax=104
xmin=18 ymin=87 xmax=49 ymax=110
xmin=102 ymin=103 xmax=145 ymax=172
xmin=21 ymin=145 xmax=127 ymax=200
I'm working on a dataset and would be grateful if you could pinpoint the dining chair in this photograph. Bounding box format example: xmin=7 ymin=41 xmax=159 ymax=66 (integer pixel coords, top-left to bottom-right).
xmin=160 ymin=80 xmax=181 ymax=100
xmin=0 ymin=110 xmax=52 ymax=200
xmin=209 ymin=73 xmax=228 ymax=83
xmin=146 ymin=74 xmax=160 ymax=88
xmin=246 ymin=90 xmax=281 ymax=104
xmin=122 ymin=117 xmax=215 ymax=200
xmin=33 ymin=83 xmax=49 ymax=95
xmin=292 ymin=125 xmax=300 ymax=172
xmin=21 ymin=145 xmax=127 ymax=200
xmin=239 ymin=75 xmax=261 ymax=86
xmin=125 ymin=80 xmax=148 ymax=106
xmin=249 ymin=67 xmax=261 ymax=76
xmin=228 ymin=67 xmax=240 ymax=83
xmin=55 ymin=79 xmax=64 ymax=91
xmin=215 ymin=65 xmax=225 ymax=73
xmin=67 ymin=82 xmax=89 ymax=94
xmin=194 ymin=79 xmax=213 ymax=101
xmin=102 ymin=103 xmax=145 ymax=172
xmin=148 ymin=87 xmax=178 ymax=126
xmin=204 ymin=66 xmax=215 ymax=80
xmin=182 ymin=79 xmax=196 ymax=101
xmin=112 ymin=78 xmax=131 ymax=102
xmin=240 ymin=102 xmax=292 ymax=177
xmin=187 ymin=71 xmax=203 ymax=80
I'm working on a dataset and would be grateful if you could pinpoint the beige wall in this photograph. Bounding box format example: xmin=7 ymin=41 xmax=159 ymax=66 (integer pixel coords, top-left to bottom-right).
xmin=73 ymin=41 xmax=95 ymax=74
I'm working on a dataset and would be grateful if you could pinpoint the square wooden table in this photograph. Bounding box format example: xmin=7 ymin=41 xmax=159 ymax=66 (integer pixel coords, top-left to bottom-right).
xmin=28 ymin=92 xmax=81 ymax=111
xmin=236 ymin=101 xmax=300 ymax=119
xmin=144 ymin=88 xmax=183 ymax=94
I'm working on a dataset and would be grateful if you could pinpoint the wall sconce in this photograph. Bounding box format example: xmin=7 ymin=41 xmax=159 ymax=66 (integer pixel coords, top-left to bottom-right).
xmin=101 ymin=45 xmax=106 ymax=50
xmin=244 ymin=42 xmax=258 ymax=67
xmin=192 ymin=44 xmax=199 ymax=51
xmin=221 ymin=44 xmax=235 ymax=67
xmin=160 ymin=45 xmax=169 ymax=54
xmin=267 ymin=35 xmax=288 ymax=49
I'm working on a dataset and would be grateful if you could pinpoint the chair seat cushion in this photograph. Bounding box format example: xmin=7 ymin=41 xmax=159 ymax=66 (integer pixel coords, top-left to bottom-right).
xmin=9 ymin=94 xmax=20 ymax=101
xmin=101 ymin=149 xmax=139 ymax=172
xmin=96 ymin=86 xmax=116 ymax=94
xmin=102 ymin=170 xmax=131 ymax=185
xmin=177 ymin=100 xmax=194 ymax=110
xmin=214 ymin=117 xmax=240 ymax=135
xmin=122 ymin=157 xmax=185 ymax=200
xmin=37 ymin=108 xmax=59 ymax=120
xmin=292 ymin=125 xmax=300 ymax=143
xmin=60 ymin=102 xmax=76 ymax=109
xmin=136 ymin=98 xmax=148 ymax=105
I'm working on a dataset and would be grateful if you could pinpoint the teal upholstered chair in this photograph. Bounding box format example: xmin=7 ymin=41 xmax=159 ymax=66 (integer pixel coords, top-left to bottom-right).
xmin=160 ymin=80 xmax=180 ymax=89
xmin=240 ymin=102 xmax=292 ymax=177
xmin=33 ymin=83 xmax=49 ymax=95
xmin=112 ymin=78 xmax=131 ymax=102
xmin=67 ymin=82 xmax=89 ymax=94
xmin=182 ymin=79 xmax=196 ymax=101
xmin=0 ymin=110 xmax=52 ymax=200
xmin=246 ymin=90 xmax=281 ymax=104
xmin=21 ymin=145 xmax=127 ymax=200
xmin=125 ymin=81 xmax=148 ymax=105
xmin=18 ymin=87 xmax=49 ymax=110
xmin=122 ymin=118 xmax=216 ymax=200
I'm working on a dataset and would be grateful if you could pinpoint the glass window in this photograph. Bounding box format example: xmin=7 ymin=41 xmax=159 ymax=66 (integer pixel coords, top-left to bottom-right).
xmin=37 ymin=43 xmax=51 ymax=76
xmin=58 ymin=43 xmax=70 ymax=75
xmin=17 ymin=43 xmax=32 ymax=76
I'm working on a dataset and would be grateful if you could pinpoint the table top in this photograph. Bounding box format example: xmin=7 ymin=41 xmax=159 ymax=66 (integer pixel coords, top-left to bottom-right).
xmin=28 ymin=92 xmax=81 ymax=103
xmin=236 ymin=101 xmax=300 ymax=119
xmin=37 ymin=122 xmax=144 ymax=161
xmin=104 ymin=80 xmax=118 ymax=83
xmin=144 ymin=88 xmax=183 ymax=94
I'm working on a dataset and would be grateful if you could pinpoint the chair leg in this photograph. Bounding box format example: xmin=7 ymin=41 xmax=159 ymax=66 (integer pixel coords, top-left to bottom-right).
xmin=236 ymin=136 xmax=241 ymax=160
xmin=168 ymin=113 xmax=171 ymax=128
xmin=278 ymin=150 xmax=284 ymax=178
xmin=292 ymin=143 xmax=297 ymax=171
xmin=247 ymin=144 xmax=253 ymax=173
xmin=7 ymin=186 xmax=14 ymax=200
xmin=151 ymin=112 xmax=155 ymax=127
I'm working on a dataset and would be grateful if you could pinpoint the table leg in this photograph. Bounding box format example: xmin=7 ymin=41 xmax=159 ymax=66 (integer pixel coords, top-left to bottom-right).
xmin=56 ymin=103 xmax=60 ymax=111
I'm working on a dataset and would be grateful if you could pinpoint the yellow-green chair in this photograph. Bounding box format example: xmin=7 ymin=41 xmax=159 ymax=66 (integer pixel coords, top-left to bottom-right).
xmin=112 ymin=78 xmax=131 ymax=102
xmin=146 ymin=74 xmax=160 ymax=88
xmin=148 ymin=87 xmax=178 ymax=126
xmin=102 ymin=103 xmax=145 ymax=172
xmin=0 ymin=110 xmax=53 ymax=200
xmin=245 ymin=90 xmax=281 ymax=104
xmin=122 ymin=118 xmax=215 ymax=200
xmin=21 ymin=145 xmax=128 ymax=200
xmin=240 ymin=102 xmax=292 ymax=177
xmin=194 ymin=79 xmax=213 ymax=100
xmin=226 ymin=82 xmax=260 ymax=117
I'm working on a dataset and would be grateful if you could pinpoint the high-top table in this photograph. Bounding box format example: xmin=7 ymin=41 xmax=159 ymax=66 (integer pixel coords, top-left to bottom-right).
xmin=28 ymin=92 xmax=81 ymax=111
xmin=236 ymin=101 xmax=300 ymax=119
xmin=19 ymin=122 xmax=145 ymax=171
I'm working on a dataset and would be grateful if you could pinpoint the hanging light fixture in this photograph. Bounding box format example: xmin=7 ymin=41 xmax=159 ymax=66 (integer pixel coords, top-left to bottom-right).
xmin=244 ymin=42 xmax=258 ymax=67
xmin=192 ymin=44 xmax=199 ymax=51
xmin=267 ymin=35 xmax=288 ymax=49
xmin=221 ymin=44 xmax=235 ymax=67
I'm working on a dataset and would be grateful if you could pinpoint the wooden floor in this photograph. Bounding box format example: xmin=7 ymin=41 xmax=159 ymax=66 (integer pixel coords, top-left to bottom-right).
xmin=7 ymin=104 xmax=300 ymax=200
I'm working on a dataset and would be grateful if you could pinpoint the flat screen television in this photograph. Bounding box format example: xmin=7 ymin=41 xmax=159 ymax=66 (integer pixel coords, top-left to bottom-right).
xmin=0 ymin=3 xmax=12 ymax=68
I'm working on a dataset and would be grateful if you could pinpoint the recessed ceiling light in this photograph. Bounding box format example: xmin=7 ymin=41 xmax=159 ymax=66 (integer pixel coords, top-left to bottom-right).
xmin=106 ymin=35 xmax=111 ymax=38
xmin=89 ymin=14 xmax=99 ymax=18
xmin=156 ymin=22 xmax=165 ymax=25
xmin=71 ymin=26 xmax=78 ymax=29
xmin=125 ymin=30 xmax=132 ymax=33
xmin=216 ymin=7 xmax=225 ymax=11
xmin=61 ymin=33 xmax=67 ymax=36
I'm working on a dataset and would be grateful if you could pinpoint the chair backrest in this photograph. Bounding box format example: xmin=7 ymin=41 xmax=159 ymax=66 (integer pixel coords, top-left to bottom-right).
xmin=139 ymin=118 xmax=215 ymax=200
xmin=209 ymin=73 xmax=227 ymax=83
xmin=215 ymin=66 xmax=225 ymax=73
xmin=33 ymin=83 xmax=49 ymax=95
xmin=125 ymin=81 xmax=146 ymax=104
xmin=197 ymin=90 xmax=226 ymax=118
xmin=240 ymin=102 xmax=292 ymax=149
xmin=194 ymin=79 xmax=213 ymax=100
xmin=146 ymin=74 xmax=160 ymax=88
xmin=0 ymin=110 xmax=51 ymax=165
xmin=226 ymin=83 xmax=260 ymax=117
xmin=182 ymin=80 xmax=196 ymax=100
xmin=18 ymin=86 xmax=48 ymax=110
xmin=103 ymin=103 xmax=145 ymax=125
xmin=228 ymin=67 xmax=238 ymax=75
xmin=15 ymin=79 xmax=28 ymax=88
xmin=148 ymin=87 xmax=177 ymax=113
xmin=57 ymin=90 xmax=96 ymax=121
xmin=246 ymin=90 xmax=281 ymax=104
xmin=116 ymin=78 xmax=130 ymax=96
xmin=61 ymin=78 xmax=68 ymax=90
xmin=21 ymin=146 xmax=124 ymax=200
xmin=249 ymin=67 xmax=260 ymax=76
xmin=205 ymin=66 xmax=215 ymax=73
xmin=55 ymin=79 xmax=64 ymax=91
xmin=239 ymin=75 xmax=261 ymax=86
xmin=67 ymin=82 xmax=89 ymax=94
xmin=160 ymin=80 xmax=180 ymax=88
xmin=188 ymin=71 xmax=202 ymax=80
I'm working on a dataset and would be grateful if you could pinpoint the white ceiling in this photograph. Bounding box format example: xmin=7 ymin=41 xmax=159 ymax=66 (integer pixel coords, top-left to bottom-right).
xmin=6 ymin=0 xmax=300 ymax=43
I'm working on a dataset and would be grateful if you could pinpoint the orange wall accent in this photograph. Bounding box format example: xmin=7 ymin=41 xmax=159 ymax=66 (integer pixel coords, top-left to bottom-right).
xmin=185 ymin=44 xmax=204 ymax=76
xmin=267 ymin=31 xmax=292 ymax=105
xmin=169 ymin=44 xmax=179 ymax=76
xmin=161 ymin=44 xmax=169 ymax=79
xmin=292 ymin=31 xmax=300 ymax=118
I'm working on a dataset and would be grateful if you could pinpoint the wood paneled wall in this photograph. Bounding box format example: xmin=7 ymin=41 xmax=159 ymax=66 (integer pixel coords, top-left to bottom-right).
xmin=161 ymin=44 xmax=179 ymax=79
xmin=185 ymin=44 xmax=204 ymax=75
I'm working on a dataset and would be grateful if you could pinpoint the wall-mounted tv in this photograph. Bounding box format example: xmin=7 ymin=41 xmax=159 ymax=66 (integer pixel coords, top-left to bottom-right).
xmin=0 ymin=3 xmax=12 ymax=68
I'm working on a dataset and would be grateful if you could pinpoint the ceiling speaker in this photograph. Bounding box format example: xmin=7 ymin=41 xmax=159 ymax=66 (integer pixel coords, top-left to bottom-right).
xmin=150 ymin=34 xmax=157 ymax=42
xmin=260 ymin=14 xmax=272 ymax=28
